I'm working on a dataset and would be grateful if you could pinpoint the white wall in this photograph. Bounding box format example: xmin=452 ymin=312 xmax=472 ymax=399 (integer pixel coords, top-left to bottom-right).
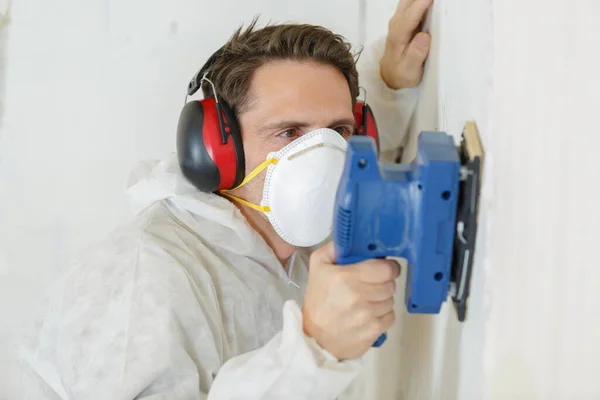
xmin=391 ymin=0 xmax=600 ymax=399
xmin=483 ymin=0 xmax=600 ymax=398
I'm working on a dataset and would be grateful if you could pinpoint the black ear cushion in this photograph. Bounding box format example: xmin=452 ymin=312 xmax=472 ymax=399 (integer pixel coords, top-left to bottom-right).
xmin=176 ymin=101 xmax=222 ymax=193
xmin=217 ymin=100 xmax=246 ymax=189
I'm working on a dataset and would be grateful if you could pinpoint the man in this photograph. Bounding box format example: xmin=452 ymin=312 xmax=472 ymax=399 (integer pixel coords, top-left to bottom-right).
xmin=19 ymin=1 xmax=432 ymax=398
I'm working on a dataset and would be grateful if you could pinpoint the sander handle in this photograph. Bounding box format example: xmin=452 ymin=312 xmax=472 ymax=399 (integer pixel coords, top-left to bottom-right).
xmin=336 ymin=255 xmax=388 ymax=347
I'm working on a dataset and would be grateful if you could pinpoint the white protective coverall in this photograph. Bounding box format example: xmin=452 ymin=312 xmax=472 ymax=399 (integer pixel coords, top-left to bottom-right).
xmin=17 ymin=37 xmax=419 ymax=400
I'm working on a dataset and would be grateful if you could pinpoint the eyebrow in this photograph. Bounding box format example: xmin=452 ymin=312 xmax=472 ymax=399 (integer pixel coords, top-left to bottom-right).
xmin=259 ymin=118 xmax=356 ymax=133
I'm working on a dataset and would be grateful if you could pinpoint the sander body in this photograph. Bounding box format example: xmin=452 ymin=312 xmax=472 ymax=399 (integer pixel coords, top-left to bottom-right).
xmin=333 ymin=122 xmax=484 ymax=347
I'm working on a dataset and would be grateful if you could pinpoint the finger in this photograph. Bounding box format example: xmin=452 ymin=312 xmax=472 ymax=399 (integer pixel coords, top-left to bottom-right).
xmin=394 ymin=0 xmax=414 ymax=13
xmin=377 ymin=310 xmax=396 ymax=332
xmin=388 ymin=1 xmax=428 ymax=47
xmin=408 ymin=0 xmax=434 ymax=25
xmin=365 ymin=310 xmax=396 ymax=340
xmin=369 ymin=297 xmax=395 ymax=318
xmin=352 ymin=259 xmax=401 ymax=284
xmin=392 ymin=0 xmax=433 ymax=39
xmin=358 ymin=280 xmax=397 ymax=302
xmin=410 ymin=31 xmax=431 ymax=58
xmin=399 ymin=32 xmax=430 ymax=81
xmin=354 ymin=309 xmax=396 ymax=342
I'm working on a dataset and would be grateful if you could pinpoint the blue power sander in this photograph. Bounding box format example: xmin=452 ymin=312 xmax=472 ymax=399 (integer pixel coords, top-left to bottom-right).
xmin=333 ymin=122 xmax=484 ymax=347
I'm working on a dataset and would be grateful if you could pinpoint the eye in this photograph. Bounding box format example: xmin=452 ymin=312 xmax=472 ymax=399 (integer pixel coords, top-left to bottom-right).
xmin=278 ymin=128 xmax=301 ymax=139
xmin=334 ymin=126 xmax=353 ymax=137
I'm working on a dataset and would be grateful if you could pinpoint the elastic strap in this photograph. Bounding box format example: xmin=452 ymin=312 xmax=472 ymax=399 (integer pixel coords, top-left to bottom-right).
xmin=218 ymin=157 xmax=278 ymax=212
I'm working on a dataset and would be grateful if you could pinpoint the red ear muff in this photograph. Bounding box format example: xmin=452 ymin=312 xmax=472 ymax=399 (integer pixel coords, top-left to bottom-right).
xmin=353 ymin=101 xmax=379 ymax=153
xmin=177 ymin=97 xmax=245 ymax=192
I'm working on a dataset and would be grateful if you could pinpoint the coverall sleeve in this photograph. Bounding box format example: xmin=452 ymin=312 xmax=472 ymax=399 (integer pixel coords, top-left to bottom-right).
xmin=128 ymin=300 xmax=362 ymax=400
xmin=206 ymin=300 xmax=363 ymax=399
xmin=355 ymin=36 xmax=421 ymax=162
xmin=20 ymin=236 xmax=361 ymax=400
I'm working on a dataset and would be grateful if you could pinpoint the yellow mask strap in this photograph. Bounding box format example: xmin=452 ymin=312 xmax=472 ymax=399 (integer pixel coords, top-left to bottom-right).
xmin=218 ymin=157 xmax=278 ymax=212
xmin=219 ymin=192 xmax=271 ymax=213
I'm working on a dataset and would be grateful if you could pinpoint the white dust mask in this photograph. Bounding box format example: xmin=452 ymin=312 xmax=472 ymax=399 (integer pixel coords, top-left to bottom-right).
xmin=220 ymin=128 xmax=348 ymax=247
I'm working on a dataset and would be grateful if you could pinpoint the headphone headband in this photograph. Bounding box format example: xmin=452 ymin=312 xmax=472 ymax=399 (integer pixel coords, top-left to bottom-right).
xmin=187 ymin=46 xmax=226 ymax=96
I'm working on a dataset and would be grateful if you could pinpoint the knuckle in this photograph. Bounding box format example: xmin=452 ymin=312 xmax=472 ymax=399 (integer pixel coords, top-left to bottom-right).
xmin=377 ymin=313 xmax=395 ymax=332
xmin=334 ymin=269 xmax=352 ymax=286
xmin=377 ymin=299 xmax=394 ymax=316
xmin=379 ymin=312 xmax=396 ymax=332
xmin=347 ymin=290 xmax=362 ymax=307
xmin=387 ymin=311 xmax=396 ymax=327
xmin=356 ymin=307 xmax=373 ymax=325
xmin=309 ymin=251 xmax=321 ymax=266
xmin=364 ymin=312 xmax=394 ymax=339
xmin=388 ymin=280 xmax=397 ymax=295
xmin=384 ymin=297 xmax=395 ymax=310
xmin=368 ymin=321 xmax=385 ymax=338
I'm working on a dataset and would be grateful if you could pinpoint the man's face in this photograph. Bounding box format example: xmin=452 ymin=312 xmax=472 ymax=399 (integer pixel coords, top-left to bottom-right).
xmin=232 ymin=60 xmax=355 ymax=209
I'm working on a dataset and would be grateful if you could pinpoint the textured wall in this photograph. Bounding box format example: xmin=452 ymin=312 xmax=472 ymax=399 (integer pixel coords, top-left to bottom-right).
xmin=398 ymin=0 xmax=600 ymax=399
xmin=484 ymin=0 xmax=600 ymax=398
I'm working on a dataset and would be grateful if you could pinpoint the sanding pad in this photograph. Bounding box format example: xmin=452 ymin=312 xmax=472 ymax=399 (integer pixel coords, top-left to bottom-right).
xmin=449 ymin=121 xmax=484 ymax=322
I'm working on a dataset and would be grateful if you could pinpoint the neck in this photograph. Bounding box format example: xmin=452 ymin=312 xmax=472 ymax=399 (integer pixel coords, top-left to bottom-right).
xmin=235 ymin=202 xmax=296 ymax=270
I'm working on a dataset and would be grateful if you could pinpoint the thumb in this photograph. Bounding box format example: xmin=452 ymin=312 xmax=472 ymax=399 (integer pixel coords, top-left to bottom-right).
xmin=403 ymin=32 xmax=431 ymax=79
xmin=310 ymin=241 xmax=337 ymax=266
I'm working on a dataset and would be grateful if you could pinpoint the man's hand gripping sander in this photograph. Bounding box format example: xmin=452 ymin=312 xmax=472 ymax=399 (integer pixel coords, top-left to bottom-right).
xmin=333 ymin=122 xmax=484 ymax=347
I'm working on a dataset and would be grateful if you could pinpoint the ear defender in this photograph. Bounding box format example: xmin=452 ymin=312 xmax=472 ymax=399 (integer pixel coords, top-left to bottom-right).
xmin=177 ymin=47 xmax=381 ymax=193
xmin=176 ymin=47 xmax=246 ymax=193
xmin=177 ymin=97 xmax=245 ymax=193
xmin=353 ymin=101 xmax=380 ymax=153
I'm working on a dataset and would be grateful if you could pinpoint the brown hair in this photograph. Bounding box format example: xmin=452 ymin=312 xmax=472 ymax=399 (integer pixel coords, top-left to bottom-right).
xmin=201 ymin=18 xmax=361 ymax=114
